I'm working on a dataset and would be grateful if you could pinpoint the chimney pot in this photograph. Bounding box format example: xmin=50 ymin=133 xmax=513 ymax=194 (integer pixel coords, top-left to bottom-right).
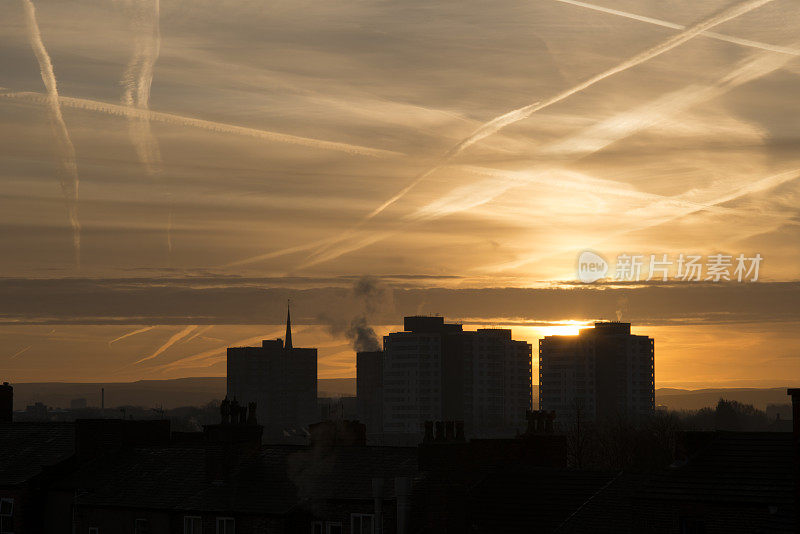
xmin=445 ymin=421 xmax=455 ymax=441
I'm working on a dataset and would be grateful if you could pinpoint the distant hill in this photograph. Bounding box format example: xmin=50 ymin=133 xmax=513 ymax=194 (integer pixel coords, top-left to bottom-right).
xmin=11 ymin=379 xmax=791 ymax=412
xmin=655 ymin=387 xmax=791 ymax=411
xmin=12 ymin=377 xmax=356 ymax=410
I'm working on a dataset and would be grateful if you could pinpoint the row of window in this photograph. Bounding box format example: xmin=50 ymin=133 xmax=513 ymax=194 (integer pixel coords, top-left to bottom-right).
xmin=87 ymin=516 xmax=234 ymax=534
xmin=313 ymin=514 xmax=374 ymax=534
xmin=1 ymin=498 xmax=13 ymax=534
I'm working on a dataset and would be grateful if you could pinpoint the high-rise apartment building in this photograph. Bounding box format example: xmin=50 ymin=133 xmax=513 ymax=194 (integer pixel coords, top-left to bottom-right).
xmin=227 ymin=305 xmax=317 ymax=442
xmin=357 ymin=316 xmax=531 ymax=442
xmin=539 ymin=322 xmax=654 ymax=425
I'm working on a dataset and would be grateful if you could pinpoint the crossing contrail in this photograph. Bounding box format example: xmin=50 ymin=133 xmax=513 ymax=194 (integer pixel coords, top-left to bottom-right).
xmin=21 ymin=0 xmax=82 ymax=267
xmin=133 ymin=324 xmax=198 ymax=365
xmin=0 ymin=91 xmax=402 ymax=158
xmin=292 ymin=32 xmax=791 ymax=269
xmin=121 ymin=0 xmax=169 ymax=258
xmin=121 ymin=0 xmax=162 ymax=176
xmin=288 ymin=0 xmax=776 ymax=265
xmin=554 ymin=0 xmax=800 ymax=57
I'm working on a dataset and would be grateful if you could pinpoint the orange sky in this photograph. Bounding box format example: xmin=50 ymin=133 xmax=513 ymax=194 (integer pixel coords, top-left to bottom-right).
xmin=1 ymin=0 xmax=798 ymax=386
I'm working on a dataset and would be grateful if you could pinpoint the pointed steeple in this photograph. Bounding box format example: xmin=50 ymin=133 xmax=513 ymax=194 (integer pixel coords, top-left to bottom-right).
xmin=285 ymin=299 xmax=293 ymax=350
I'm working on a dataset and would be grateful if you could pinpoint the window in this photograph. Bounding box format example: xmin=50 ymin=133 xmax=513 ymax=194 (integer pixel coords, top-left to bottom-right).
xmin=0 ymin=499 xmax=11 ymax=534
xmin=216 ymin=517 xmax=235 ymax=534
xmin=351 ymin=514 xmax=375 ymax=534
xmin=325 ymin=523 xmax=342 ymax=534
xmin=311 ymin=522 xmax=323 ymax=534
xmin=184 ymin=516 xmax=202 ymax=534
xmin=134 ymin=519 xmax=149 ymax=534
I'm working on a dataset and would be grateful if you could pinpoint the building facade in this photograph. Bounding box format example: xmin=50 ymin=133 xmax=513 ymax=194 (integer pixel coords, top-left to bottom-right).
xmin=539 ymin=322 xmax=654 ymax=425
xmin=357 ymin=316 xmax=531 ymax=442
xmin=227 ymin=306 xmax=317 ymax=442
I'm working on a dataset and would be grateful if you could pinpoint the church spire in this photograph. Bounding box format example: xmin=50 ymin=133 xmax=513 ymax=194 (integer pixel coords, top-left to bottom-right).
xmin=285 ymin=299 xmax=293 ymax=350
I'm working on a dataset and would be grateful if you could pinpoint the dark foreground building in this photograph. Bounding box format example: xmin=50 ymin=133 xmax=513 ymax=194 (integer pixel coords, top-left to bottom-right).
xmin=1 ymin=381 xmax=797 ymax=533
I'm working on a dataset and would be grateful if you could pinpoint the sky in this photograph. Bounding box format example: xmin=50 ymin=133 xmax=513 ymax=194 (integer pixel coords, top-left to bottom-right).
xmin=1 ymin=0 xmax=799 ymax=387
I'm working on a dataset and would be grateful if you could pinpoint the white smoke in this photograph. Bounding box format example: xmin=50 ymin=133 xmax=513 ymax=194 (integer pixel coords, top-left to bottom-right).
xmin=21 ymin=0 xmax=81 ymax=267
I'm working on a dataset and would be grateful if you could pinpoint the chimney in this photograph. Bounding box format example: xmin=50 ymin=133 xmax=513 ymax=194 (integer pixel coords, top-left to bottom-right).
xmin=455 ymin=420 xmax=465 ymax=441
xmin=445 ymin=421 xmax=455 ymax=441
xmin=434 ymin=421 xmax=445 ymax=442
xmin=787 ymin=388 xmax=800 ymax=532
xmin=0 ymin=382 xmax=12 ymax=423
xmin=423 ymin=421 xmax=434 ymax=443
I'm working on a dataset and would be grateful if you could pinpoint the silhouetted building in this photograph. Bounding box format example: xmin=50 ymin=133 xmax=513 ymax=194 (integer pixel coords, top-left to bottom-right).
xmin=227 ymin=304 xmax=317 ymax=443
xmin=539 ymin=322 xmax=654 ymax=424
xmin=0 ymin=381 xmax=11 ymax=423
xmin=0 ymin=421 xmax=74 ymax=533
xmin=69 ymin=398 xmax=87 ymax=410
xmin=356 ymin=350 xmax=383 ymax=441
xmin=358 ymin=316 xmax=531 ymax=442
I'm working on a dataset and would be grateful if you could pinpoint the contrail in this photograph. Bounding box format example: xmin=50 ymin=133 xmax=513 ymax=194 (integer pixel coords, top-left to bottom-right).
xmin=0 ymin=91 xmax=402 ymax=158
xmin=133 ymin=324 xmax=197 ymax=365
xmin=151 ymin=326 xmax=290 ymax=373
xmin=176 ymin=324 xmax=213 ymax=346
xmin=554 ymin=0 xmax=800 ymax=57
xmin=290 ymin=0 xmax=776 ymax=263
xmin=540 ymin=46 xmax=799 ymax=157
xmin=222 ymin=236 xmax=339 ymax=268
xmin=108 ymin=325 xmax=156 ymax=346
xmin=21 ymin=0 xmax=81 ymax=267
xmin=10 ymin=345 xmax=33 ymax=359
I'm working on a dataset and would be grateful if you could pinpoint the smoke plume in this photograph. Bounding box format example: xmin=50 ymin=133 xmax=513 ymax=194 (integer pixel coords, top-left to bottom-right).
xmin=320 ymin=276 xmax=394 ymax=352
